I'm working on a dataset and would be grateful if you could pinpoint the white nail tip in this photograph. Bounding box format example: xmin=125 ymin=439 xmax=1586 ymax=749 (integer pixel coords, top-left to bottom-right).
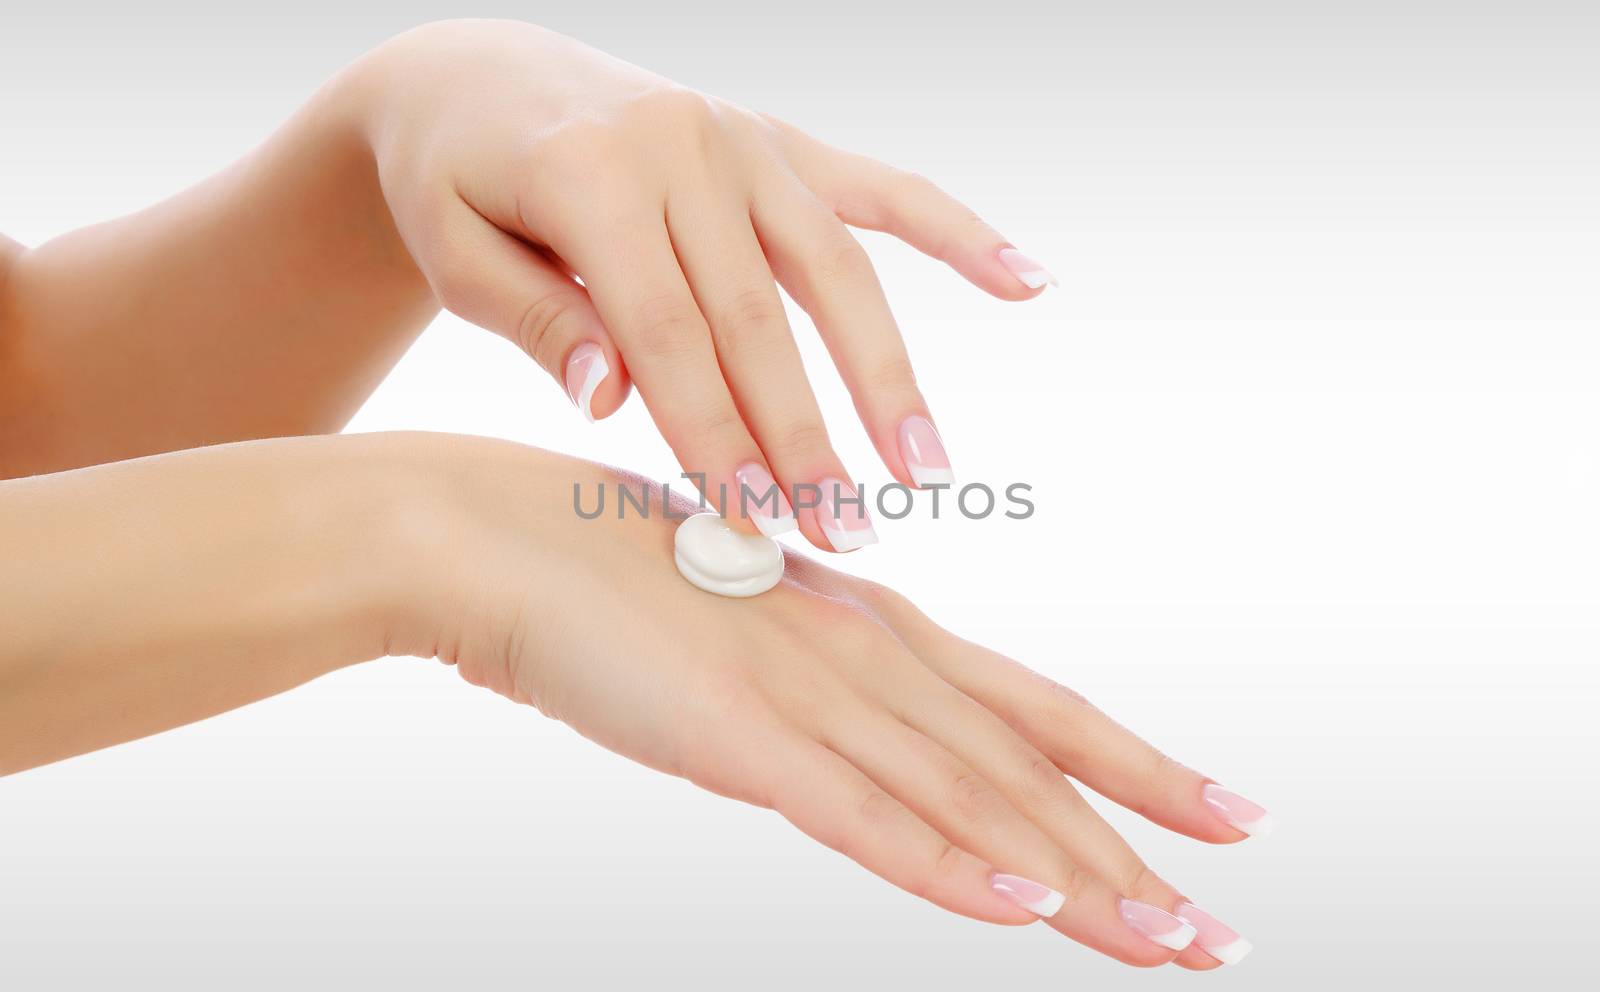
xmin=1240 ymin=813 xmax=1276 ymax=837
xmin=572 ymin=351 xmax=608 ymax=422
xmin=991 ymin=876 xmax=1067 ymax=918
xmin=752 ymin=511 xmax=798 ymax=539
xmin=998 ymin=248 xmax=1060 ymax=289
xmin=1224 ymin=812 xmax=1276 ymax=838
xmin=1019 ymin=889 xmax=1066 ymax=918
xmin=907 ymin=465 xmax=956 ymax=488
xmin=1150 ymin=922 xmax=1199 ymax=951
xmin=820 ymin=523 xmax=879 ymax=552
xmin=1201 ymin=937 xmax=1254 ymax=966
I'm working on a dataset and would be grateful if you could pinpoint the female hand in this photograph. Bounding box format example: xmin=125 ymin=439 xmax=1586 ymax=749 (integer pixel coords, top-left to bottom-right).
xmin=349 ymin=19 xmax=1057 ymax=550
xmin=397 ymin=435 xmax=1264 ymax=969
xmin=1 ymin=431 xmax=1259 ymax=966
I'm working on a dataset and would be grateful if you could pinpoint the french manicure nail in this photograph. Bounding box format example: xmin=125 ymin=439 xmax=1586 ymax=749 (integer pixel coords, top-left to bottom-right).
xmin=1202 ymin=784 xmax=1275 ymax=838
xmin=897 ymin=415 xmax=954 ymax=488
xmin=1118 ymin=899 xmax=1198 ymax=951
xmin=998 ymin=247 xmax=1059 ymax=290
xmin=816 ymin=476 xmax=877 ymax=552
xmin=1174 ymin=902 xmax=1253 ymax=966
xmin=990 ymin=873 xmax=1065 ymax=918
xmin=565 ymin=342 xmax=609 ymax=422
xmin=734 ymin=463 xmax=797 ymax=538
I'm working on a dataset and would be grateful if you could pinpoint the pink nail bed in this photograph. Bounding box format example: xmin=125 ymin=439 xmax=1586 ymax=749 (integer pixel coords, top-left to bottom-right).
xmin=1175 ymin=902 xmax=1253 ymax=965
xmin=897 ymin=415 xmax=954 ymax=488
xmin=564 ymin=342 xmax=608 ymax=422
xmin=990 ymin=873 xmax=1065 ymax=918
xmin=997 ymin=247 xmax=1059 ymax=290
xmin=734 ymin=463 xmax=797 ymax=538
xmin=815 ymin=476 xmax=877 ymax=552
xmin=1118 ymin=899 xmax=1197 ymax=951
xmin=1202 ymin=784 xmax=1275 ymax=837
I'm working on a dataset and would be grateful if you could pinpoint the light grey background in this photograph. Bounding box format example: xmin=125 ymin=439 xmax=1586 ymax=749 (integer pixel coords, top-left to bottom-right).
xmin=3 ymin=1 xmax=1598 ymax=987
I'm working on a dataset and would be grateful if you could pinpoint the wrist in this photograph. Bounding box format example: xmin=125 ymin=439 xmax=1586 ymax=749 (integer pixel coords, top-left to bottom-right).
xmin=344 ymin=431 xmax=576 ymax=662
xmin=289 ymin=53 xmax=434 ymax=311
xmin=354 ymin=432 xmax=679 ymax=666
xmin=326 ymin=432 xmax=466 ymax=661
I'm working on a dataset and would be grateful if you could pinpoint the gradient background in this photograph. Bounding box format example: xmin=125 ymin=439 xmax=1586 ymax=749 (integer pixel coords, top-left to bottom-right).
xmin=3 ymin=1 xmax=1598 ymax=987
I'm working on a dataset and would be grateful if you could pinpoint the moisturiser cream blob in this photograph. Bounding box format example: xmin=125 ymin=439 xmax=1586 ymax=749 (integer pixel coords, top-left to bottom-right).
xmin=674 ymin=512 xmax=784 ymax=598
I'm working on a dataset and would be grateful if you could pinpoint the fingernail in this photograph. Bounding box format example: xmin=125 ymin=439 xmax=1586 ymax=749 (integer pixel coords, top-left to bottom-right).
xmin=1118 ymin=899 xmax=1198 ymax=951
xmin=1174 ymin=902 xmax=1253 ymax=966
xmin=816 ymin=476 xmax=877 ymax=552
xmin=998 ymin=247 xmax=1059 ymax=290
xmin=734 ymin=463 xmax=797 ymax=538
xmin=1202 ymin=784 xmax=1275 ymax=838
xmin=990 ymin=873 xmax=1065 ymax=918
xmin=897 ymin=415 xmax=954 ymax=488
xmin=565 ymin=342 xmax=609 ymax=422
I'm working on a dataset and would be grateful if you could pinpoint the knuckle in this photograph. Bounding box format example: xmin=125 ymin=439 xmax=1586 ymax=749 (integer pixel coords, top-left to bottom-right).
xmin=631 ymin=294 xmax=706 ymax=361
xmin=934 ymin=211 xmax=993 ymax=265
xmin=863 ymin=353 xmax=918 ymax=393
xmin=856 ymin=787 xmax=909 ymax=828
xmin=851 ymin=578 xmax=919 ymax=624
xmin=1144 ymin=747 xmax=1190 ymax=792
xmin=530 ymin=121 xmax=622 ymax=188
xmin=1055 ymin=863 xmax=1093 ymax=905
xmin=640 ymin=86 xmax=714 ymax=123
xmin=1119 ymin=863 xmax=1161 ymax=899
xmin=810 ymin=231 xmax=872 ymax=288
xmin=805 ymin=589 xmax=872 ymax=625
xmin=767 ymin=420 xmax=832 ymax=461
xmin=680 ymin=398 xmax=746 ymax=451
xmin=928 ymin=841 xmax=969 ymax=883
xmin=514 ymin=292 xmax=583 ymax=368
xmin=714 ymin=288 xmax=790 ymax=357
xmin=1015 ymin=753 xmax=1068 ymax=808
xmin=1043 ymin=678 xmax=1093 ymax=723
xmin=894 ymin=168 xmax=939 ymax=199
xmin=631 ymin=88 xmax=720 ymax=153
xmin=722 ymin=286 xmax=788 ymax=327
xmin=949 ymin=772 xmax=1001 ymax=823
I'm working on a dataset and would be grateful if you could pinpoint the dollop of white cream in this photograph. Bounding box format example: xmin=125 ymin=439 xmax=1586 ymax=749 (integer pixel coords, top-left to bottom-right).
xmin=674 ymin=512 xmax=784 ymax=598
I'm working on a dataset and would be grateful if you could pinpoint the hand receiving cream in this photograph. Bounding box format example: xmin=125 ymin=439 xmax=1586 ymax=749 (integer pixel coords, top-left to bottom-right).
xmin=673 ymin=512 xmax=785 ymax=597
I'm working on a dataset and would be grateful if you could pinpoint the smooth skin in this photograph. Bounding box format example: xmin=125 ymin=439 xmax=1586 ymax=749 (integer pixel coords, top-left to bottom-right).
xmin=1 ymin=19 xmax=1045 ymax=547
xmin=0 ymin=433 xmax=1245 ymax=969
xmin=0 ymin=20 xmax=1248 ymax=970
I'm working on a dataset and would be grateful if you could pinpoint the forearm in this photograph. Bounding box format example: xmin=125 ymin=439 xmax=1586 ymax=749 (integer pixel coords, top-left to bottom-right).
xmin=0 ymin=66 xmax=437 ymax=478
xmin=0 ymin=432 xmax=433 ymax=775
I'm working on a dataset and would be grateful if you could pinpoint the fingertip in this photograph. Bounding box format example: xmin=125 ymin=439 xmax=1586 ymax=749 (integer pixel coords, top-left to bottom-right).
xmin=1173 ymin=946 xmax=1227 ymax=970
xmin=989 ymin=903 xmax=1049 ymax=927
xmin=996 ymin=247 xmax=1060 ymax=295
xmin=971 ymin=263 xmax=1049 ymax=302
xmin=893 ymin=414 xmax=955 ymax=491
xmin=1199 ymin=783 xmax=1276 ymax=842
xmin=584 ymin=372 xmax=632 ymax=421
